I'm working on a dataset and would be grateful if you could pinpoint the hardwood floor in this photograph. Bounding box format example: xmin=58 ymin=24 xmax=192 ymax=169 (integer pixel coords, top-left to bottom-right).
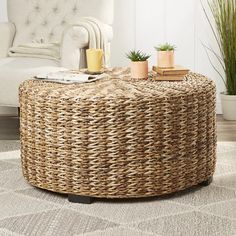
xmin=0 ymin=115 xmax=236 ymax=141
xmin=0 ymin=116 xmax=19 ymax=140
xmin=217 ymin=115 xmax=236 ymax=141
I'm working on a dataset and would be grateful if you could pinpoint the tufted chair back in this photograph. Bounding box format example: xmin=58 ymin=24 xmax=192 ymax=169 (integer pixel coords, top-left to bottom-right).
xmin=7 ymin=0 xmax=114 ymax=46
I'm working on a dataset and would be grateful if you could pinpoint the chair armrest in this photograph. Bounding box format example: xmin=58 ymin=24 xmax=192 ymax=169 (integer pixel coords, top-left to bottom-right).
xmin=61 ymin=25 xmax=89 ymax=69
xmin=0 ymin=22 xmax=16 ymax=58
xmin=60 ymin=24 xmax=113 ymax=69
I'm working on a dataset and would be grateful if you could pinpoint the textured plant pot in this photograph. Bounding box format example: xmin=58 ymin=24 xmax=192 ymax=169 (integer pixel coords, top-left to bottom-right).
xmin=131 ymin=61 xmax=149 ymax=79
xmin=157 ymin=51 xmax=175 ymax=68
xmin=221 ymin=92 xmax=236 ymax=120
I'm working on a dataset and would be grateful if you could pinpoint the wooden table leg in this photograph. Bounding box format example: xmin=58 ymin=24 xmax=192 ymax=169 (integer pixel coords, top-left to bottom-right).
xmin=200 ymin=177 xmax=213 ymax=187
xmin=68 ymin=195 xmax=93 ymax=204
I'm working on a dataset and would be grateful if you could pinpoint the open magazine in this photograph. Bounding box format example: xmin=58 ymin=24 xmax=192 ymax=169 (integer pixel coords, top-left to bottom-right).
xmin=34 ymin=71 xmax=107 ymax=84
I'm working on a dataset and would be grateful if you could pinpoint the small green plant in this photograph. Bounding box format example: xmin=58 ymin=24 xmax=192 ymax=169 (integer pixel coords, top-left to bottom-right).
xmin=155 ymin=43 xmax=176 ymax=51
xmin=126 ymin=50 xmax=151 ymax=62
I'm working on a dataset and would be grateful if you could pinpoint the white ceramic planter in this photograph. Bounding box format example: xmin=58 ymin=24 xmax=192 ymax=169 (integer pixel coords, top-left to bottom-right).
xmin=221 ymin=92 xmax=236 ymax=120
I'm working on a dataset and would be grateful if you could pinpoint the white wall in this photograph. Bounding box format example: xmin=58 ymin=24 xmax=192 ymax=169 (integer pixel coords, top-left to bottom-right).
xmin=0 ymin=0 xmax=7 ymax=21
xmin=0 ymin=0 xmax=224 ymax=114
xmin=111 ymin=0 xmax=136 ymax=67
xmin=135 ymin=0 xmax=223 ymax=113
xmin=136 ymin=0 xmax=196 ymax=70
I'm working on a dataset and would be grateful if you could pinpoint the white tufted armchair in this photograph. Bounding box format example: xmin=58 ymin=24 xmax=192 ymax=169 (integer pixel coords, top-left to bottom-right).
xmin=0 ymin=0 xmax=114 ymax=107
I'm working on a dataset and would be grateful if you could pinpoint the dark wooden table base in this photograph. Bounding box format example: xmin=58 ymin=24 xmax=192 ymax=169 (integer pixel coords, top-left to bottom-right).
xmin=68 ymin=195 xmax=93 ymax=204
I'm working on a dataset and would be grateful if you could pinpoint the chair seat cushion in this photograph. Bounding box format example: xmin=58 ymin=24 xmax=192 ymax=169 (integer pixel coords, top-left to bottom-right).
xmin=0 ymin=57 xmax=63 ymax=107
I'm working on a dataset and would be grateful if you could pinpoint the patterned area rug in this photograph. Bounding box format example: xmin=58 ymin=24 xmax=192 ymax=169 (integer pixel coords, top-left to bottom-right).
xmin=0 ymin=140 xmax=236 ymax=236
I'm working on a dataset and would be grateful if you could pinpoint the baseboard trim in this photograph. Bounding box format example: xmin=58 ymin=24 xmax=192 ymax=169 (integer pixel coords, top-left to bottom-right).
xmin=0 ymin=107 xmax=18 ymax=116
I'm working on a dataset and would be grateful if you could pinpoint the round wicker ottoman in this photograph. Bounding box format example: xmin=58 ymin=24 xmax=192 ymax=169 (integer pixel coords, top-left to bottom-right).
xmin=19 ymin=71 xmax=217 ymax=204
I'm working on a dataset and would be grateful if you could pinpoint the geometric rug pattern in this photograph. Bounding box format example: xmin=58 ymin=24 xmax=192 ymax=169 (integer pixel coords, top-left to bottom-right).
xmin=0 ymin=140 xmax=236 ymax=236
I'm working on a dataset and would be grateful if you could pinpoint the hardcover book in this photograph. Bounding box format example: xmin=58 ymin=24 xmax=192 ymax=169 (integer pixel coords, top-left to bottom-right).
xmin=153 ymin=66 xmax=189 ymax=76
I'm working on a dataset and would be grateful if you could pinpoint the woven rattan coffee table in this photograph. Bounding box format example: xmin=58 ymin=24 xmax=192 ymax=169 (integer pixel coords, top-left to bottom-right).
xmin=19 ymin=69 xmax=217 ymax=204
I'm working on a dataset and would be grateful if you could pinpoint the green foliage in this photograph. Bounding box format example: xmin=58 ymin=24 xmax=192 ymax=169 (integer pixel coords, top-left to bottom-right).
xmin=126 ymin=50 xmax=151 ymax=62
xmin=155 ymin=43 xmax=176 ymax=51
xmin=203 ymin=0 xmax=236 ymax=95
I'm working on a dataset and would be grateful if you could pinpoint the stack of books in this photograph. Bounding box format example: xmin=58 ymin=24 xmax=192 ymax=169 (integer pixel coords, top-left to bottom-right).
xmin=152 ymin=65 xmax=189 ymax=81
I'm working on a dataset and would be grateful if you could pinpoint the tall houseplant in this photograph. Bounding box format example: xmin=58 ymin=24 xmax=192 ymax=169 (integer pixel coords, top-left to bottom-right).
xmin=204 ymin=0 xmax=236 ymax=120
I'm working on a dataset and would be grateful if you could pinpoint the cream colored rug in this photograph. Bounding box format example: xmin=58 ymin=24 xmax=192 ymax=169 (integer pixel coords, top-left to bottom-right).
xmin=0 ymin=140 xmax=236 ymax=236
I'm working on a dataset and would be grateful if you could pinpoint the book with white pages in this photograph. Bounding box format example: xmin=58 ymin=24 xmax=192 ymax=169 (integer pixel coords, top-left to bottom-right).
xmin=34 ymin=71 xmax=107 ymax=84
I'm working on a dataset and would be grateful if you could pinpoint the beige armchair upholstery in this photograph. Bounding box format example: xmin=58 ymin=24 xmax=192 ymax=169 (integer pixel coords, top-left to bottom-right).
xmin=7 ymin=0 xmax=113 ymax=46
xmin=61 ymin=24 xmax=113 ymax=69
xmin=0 ymin=0 xmax=114 ymax=107
xmin=0 ymin=22 xmax=15 ymax=58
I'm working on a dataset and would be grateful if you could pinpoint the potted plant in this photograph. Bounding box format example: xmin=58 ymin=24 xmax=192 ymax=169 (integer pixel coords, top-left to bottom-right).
xmin=204 ymin=0 xmax=236 ymax=120
xmin=126 ymin=50 xmax=150 ymax=79
xmin=155 ymin=43 xmax=176 ymax=68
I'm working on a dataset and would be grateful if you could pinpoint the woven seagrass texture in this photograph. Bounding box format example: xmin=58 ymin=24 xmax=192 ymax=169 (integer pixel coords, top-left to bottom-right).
xmin=19 ymin=70 xmax=217 ymax=198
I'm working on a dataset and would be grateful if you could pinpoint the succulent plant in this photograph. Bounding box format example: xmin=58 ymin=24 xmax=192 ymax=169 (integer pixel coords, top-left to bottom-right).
xmin=126 ymin=50 xmax=151 ymax=62
xmin=155 ymin=43 xmax=176 ymax=51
